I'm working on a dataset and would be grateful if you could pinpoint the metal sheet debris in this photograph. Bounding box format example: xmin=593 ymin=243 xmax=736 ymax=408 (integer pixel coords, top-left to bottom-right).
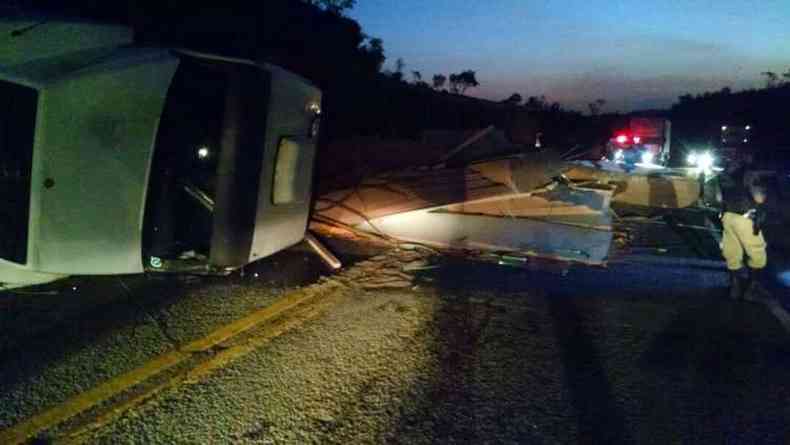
xmin=314 ymin=154 xmax=615 ymax=265
xmin=566 ymin=161 xmax=701 ymax=208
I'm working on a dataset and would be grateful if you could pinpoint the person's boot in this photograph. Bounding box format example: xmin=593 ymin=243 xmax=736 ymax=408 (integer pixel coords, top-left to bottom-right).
xmin=728 ymin=269 xmax=745 ymax=300
xmin=743 ymin=268 xmax=768 ymax=302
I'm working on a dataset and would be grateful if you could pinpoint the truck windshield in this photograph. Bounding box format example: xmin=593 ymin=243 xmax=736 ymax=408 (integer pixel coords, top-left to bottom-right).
xmin=0 ymin=80 xmax=37 ymax=264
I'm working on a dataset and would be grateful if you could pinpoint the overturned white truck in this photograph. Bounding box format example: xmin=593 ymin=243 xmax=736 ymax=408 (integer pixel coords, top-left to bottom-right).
xmin=0 ymin=20 xmax=322 ymax=289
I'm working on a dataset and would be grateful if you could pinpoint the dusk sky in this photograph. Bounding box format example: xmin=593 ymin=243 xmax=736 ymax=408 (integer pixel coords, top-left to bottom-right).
xmin=350 ymin=0 xmax=790 ymax=112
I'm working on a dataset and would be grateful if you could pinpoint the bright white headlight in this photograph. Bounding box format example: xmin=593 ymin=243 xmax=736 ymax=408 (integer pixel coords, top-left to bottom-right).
xmin=687 ymin=152 xmax=698 ymax=165
xmin=197 ymin=146 xmax=210 ymax=159
xmin=697 ymin=151 xmax=715 ymax=170
xmin=641 ymin=151 xmax=654 ymax=164
xmin=614 ymin=149 xmax=624 ymax=160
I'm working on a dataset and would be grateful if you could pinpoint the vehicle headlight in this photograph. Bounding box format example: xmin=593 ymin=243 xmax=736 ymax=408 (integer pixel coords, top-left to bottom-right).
xmin=197 ymin=146 xmax=210 ymax=160
xmin=641 ymin=151 xmax=654 ymax=164
xmin=687 ymin=152 xmax=698 ymax=165
xmin=697 ymin=151 xmax=715 ymax=170
xmin=614 ymin=149 xmax=624 ymax=160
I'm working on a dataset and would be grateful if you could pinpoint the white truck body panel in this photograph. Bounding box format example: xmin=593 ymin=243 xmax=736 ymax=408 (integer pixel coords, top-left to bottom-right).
xmin=0 ymin=21 xmax=321 ymax=290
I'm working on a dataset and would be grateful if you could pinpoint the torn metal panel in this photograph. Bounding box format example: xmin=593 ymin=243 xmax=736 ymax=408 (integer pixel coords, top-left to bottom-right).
xmin=566 ymin=161 xmax=701 ymax=208
xmin=441 ymin=186 xmax=613 ymax=230
xmin=315 ymin=151 xmax=567 ymax=226
xmin=314 ymin=165 xmax=510 ymax=227
xmin=354 ymin=185 xmax=614 ymax=264
xmin=315 ymin=155 xmax=615 ymax=265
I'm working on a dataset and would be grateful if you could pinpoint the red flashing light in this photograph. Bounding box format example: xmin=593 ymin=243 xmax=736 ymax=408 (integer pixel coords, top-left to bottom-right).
xmin=615 ymin=134 xmax=629 ymax=144
xmin=633 ymin=136 xmax=641 ymax=143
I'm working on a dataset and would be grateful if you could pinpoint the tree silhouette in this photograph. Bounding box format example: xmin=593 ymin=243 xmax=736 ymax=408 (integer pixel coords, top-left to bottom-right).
xmin=432 ymin=74 xmax=447 ymax=90
xmin=448 ymin=75 xmax=460 ymax=93
xmin=360 ymin=37 xmax=385 ymax=72
xmin=410 ymin=71 xmax=429 ymax=88
xmin=303 ymin=0 xmax=355 ymax=14
xmin=502 ymin=93 xmax=523 ymax=106
xmin=387 ymin=57 xmax=405 ymax=81
xmin=761 ymin=71 xmax=778 ymax=88
xmin=395 ymin=58 xmax=405 ymax=73
xmin=677 ymin=94 xmax=694 ymax=104
xmin=525 ymin=95 xmax=547 ymax=111
xmin=448 ymin=70 xmax=479 ymax=95
xmin=587 ymin=98 xmax=606 ymax=116
xmin=670 ymin=77 xmax=790 ymax=149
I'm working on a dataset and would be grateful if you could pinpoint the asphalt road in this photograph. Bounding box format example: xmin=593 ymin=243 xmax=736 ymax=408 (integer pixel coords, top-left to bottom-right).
xmin=1 ymin=224 xmax=790 ymax=443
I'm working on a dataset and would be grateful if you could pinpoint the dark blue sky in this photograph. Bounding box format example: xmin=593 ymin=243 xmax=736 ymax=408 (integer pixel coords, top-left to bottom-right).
xmin=350 ymin=0 xmax=790 ymax=112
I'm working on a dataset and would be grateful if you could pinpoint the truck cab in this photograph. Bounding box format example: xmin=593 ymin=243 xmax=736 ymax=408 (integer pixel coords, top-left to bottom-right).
xmin=0 ymin=19 xmax=322 ymax=289
xmin=606 ymin=117 xmax=671 ymax=166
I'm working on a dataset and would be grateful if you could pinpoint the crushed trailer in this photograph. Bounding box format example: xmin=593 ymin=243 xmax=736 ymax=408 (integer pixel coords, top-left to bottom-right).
xmin=314 ymin=131 xmax=703 ymax=266
xmin=314 ymin=152 xmax=616 ymax=265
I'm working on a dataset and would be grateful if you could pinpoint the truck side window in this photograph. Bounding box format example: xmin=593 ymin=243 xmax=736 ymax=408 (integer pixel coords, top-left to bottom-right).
xmin=0 ymin=80 xmax=37 ymax=264
xmin=272 ymin=137 xmax=308 ymax=205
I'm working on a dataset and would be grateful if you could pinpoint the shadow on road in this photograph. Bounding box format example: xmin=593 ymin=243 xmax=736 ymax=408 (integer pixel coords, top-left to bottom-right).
xmin=392 ymin=259 xmax=638 ymax=443
xmin=396 ymin=255 xmax=790 ymax=443
xmin=547 ymin=296 xmax=634 ymax=444
xmin=640 ymin=298 xmax=790 ymax=443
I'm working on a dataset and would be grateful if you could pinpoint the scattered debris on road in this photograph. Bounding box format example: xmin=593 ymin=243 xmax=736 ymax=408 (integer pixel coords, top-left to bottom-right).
xmin=326 ymin=248 xmax=435 ymax=290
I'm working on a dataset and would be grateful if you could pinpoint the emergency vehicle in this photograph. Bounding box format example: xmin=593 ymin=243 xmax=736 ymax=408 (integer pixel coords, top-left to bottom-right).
xmin=606 ymin=118 xmax=671 ymax=166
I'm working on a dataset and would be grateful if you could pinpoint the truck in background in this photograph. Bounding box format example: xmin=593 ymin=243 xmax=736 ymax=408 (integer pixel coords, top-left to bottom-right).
xmin=606 ymin=117 xmax=671 ymax=166
xmin=717 ymin=123 xmax=753 ymax=164
xmin=682 ymin=123 xmax=754 ymax=172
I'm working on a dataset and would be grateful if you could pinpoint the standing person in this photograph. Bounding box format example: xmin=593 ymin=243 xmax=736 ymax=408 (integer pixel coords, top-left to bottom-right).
xmin=716 ymin=158 xmax=768 ymax=301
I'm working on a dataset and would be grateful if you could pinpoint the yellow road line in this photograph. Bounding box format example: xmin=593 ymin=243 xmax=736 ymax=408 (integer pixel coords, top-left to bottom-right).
xmin=0 ymin=281 xmax=342 ymax=445
xmin=59 ymin=296 xmax=337 ymax=445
